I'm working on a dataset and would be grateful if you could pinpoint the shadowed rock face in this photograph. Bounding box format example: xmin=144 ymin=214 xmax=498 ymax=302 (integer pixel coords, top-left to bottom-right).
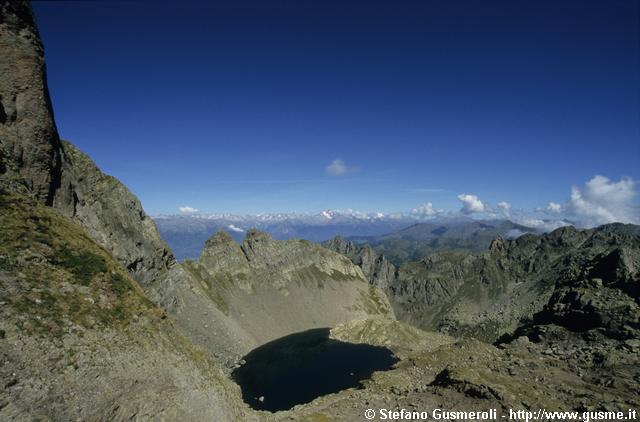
xmin=324 ymin=235 xmax=398 ymax=292
xmin=0 ymin=1 xmax=175 ymax=288
xmin=53 ymin=141 xmax=176 ymax=288
xmin=0 ymin=0 xmax=61 ymax=204
xmin=518 ymin=238 xmax=640 ymax=341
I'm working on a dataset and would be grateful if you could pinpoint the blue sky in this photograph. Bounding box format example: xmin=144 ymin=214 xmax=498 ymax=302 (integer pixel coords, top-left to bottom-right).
xmin=33 ymin=0 xmax=639 ymax=216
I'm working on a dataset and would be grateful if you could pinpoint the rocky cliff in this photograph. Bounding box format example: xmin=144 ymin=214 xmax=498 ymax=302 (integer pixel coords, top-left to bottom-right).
xmin=53 ymin=141 xmax=175 ymax=287
xmin=324 ymin=235 xmax=397 ymax=292
xmin=0 ymin=1 xmax=174 ymax=289
xmin=0 ymin=0 xmax=61 ymax=203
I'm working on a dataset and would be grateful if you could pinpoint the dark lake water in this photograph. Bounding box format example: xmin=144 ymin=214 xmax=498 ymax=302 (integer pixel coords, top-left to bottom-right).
xmin=232 ymin=328 xmax=398 ymax=412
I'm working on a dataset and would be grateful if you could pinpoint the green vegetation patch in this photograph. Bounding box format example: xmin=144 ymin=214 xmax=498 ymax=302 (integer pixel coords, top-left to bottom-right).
xmin=54 ymin=246 xmax=108 ymax=285
xmin=110 ymin=272 xmax=132 ymax=297
xmin=0 ymin=189 xmax=156 ymax=337
xmin=0 ymin=255 xmax=11 ymax=271
xmin=0 ymin=188 xmax=8 ymax=208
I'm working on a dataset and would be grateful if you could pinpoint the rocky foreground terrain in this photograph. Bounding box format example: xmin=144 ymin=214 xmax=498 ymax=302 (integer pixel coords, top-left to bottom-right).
xmin=1 ymin=1 xmax=639 ymax=420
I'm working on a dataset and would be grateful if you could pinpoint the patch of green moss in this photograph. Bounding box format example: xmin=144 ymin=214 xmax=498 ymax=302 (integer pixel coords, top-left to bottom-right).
xmin=29 ymin=214 xmax=54 ymax=246
xmin=0 ymin=255 xmax=12 ymax=271
xmin=110 ymin=272 xmax=132 ymax=297
xmin=0 ymin=192 xmax=7 ymax=209
xmin=54 ymin=246 xmax=108 ymax=285
xmin=97 ymin=303 xmax=129 ymax=325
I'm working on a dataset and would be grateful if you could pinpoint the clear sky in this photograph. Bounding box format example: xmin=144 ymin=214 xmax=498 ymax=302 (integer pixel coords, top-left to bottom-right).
xmin=32 ymin=0 xmax=639 ymax=216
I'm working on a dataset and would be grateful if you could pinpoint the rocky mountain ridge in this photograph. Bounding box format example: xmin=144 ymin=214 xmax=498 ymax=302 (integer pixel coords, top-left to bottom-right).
xmin=328 ymin=224 xmax=640 ymax=344
xmin=171 ymin=228 xmax=393 ymax=352
xmin=346 ymin=220 xmax=538 ymax=266
xmin=156 ymin=213 xmax=546 ymax=261
xmin=155 ymin=211 xmax=412 ymax=260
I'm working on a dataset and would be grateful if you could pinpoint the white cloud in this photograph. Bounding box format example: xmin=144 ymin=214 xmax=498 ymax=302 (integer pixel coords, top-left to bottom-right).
xmin=567 ymin=175 xmax=638 ymax=226
xmin=505 ymin=229 xmax=525 ymax=239
xmin=547 ymin=202 xmax=562 ymax=213
xmin=497 ymin=201 xmax=511 ymax=211
xmin=227 ymin=224 xmax=244 ymax=233
xmin=179 ymin=206 xmax=199 ymax=214
xmin=411 ymin=202 xmax=441 ymax=217
xmin=514 ymin=217 xmax=570 ymax=232
xmin=457 ymin=194 xmax=487 ymax=214
xmin=325 ymin=158 xmax=352 ymax=176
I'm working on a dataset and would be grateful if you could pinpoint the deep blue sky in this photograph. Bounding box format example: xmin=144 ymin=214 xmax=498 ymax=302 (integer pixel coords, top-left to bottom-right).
xmin=33 ymin=0 xmax=639 ymax=215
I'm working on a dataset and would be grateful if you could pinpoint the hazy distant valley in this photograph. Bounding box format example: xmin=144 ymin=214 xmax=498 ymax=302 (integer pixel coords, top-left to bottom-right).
xmin=154 ymin=210 xmax=412 ymax=260
xmin=155 ymin=212 xmax=541 ymax=262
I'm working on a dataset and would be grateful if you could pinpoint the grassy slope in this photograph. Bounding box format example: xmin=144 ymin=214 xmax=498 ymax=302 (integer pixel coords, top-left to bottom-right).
xmin=0 ymin=189 xmax=250 ymax=420
xmin=0 ymin=188 xmax=155 ymax=335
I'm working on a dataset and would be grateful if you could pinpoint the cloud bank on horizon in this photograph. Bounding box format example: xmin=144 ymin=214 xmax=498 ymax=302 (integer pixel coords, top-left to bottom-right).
xmin=176 ymin=174 xmax=639 ymax=231
xmin=445 ymin=175 xmax=638 ymax=230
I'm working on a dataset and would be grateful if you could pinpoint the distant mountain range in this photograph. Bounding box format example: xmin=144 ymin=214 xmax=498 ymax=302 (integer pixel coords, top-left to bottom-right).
xmin=154 ymin=210 xmax=415 ymax=260
xmin=347 ymin=220 xmax=537 ymax=265
xmin=154 ymin=209 xmax=545 ymax=262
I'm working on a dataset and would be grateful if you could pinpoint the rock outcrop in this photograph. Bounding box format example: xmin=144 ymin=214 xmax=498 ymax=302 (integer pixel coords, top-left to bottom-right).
xmin=511 ymin=230 xmax=640 ymax=341
xmin=53 ymin=141 xmax=175 ymax=287
xmin=325 ymin=235 xmax=397 ymax=292
xmin=0 ymin=0 xmax=61 ymax=203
